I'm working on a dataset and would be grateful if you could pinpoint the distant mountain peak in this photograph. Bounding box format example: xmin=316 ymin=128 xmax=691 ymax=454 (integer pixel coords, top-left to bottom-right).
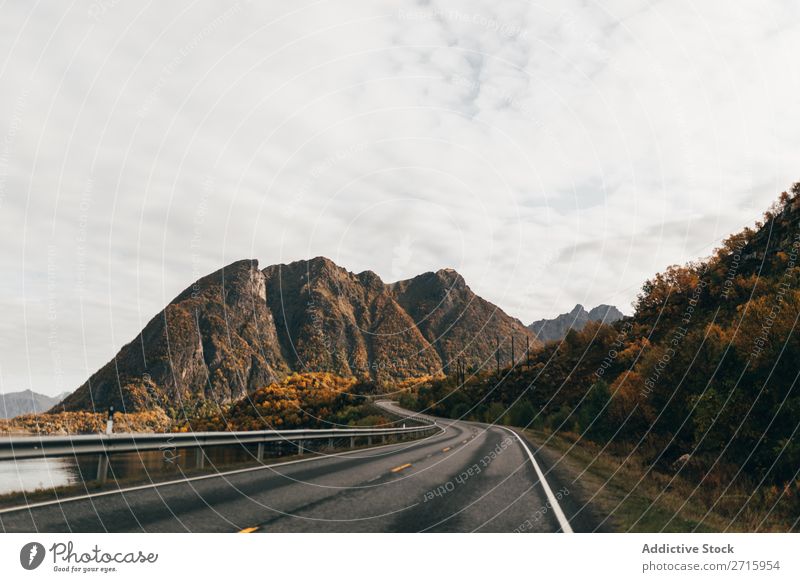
xmin=528 ymin=303 xmax=624 ymax=343
xmin=588 ymin=304 xmax=625 ymax=323
xmin=1 ymin=390 xmax=67 ymax=419
xmin=434 ymin=267 xmax=467 ymax=288
xmin=356 ymin=269 xmax=385 ymax=289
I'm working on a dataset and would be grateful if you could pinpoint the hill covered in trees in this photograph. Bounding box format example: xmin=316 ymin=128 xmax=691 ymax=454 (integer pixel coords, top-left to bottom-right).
xmin=177 ymin=372 xmax=393 ymax=432
xmin=405 ymin=184 xmax=800 ymax=499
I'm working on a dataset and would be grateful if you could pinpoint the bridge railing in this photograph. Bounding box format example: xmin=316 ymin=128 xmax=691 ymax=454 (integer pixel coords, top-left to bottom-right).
xmin=0 ymin=423 xmax=440 ymax=483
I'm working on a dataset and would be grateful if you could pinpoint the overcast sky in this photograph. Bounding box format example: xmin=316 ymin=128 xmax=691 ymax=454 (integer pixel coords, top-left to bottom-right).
xmin=1 ymin=0 xmax=798 ymax=395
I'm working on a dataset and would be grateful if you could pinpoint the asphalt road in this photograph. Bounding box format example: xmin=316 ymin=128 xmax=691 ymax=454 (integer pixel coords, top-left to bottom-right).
xmin=0 ymin=402 xmax=579 ymax=533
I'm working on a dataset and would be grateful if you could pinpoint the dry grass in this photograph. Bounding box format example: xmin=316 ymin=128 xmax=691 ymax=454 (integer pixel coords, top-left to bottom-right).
xmin=526 ymin=428 xmax=798 ymax=533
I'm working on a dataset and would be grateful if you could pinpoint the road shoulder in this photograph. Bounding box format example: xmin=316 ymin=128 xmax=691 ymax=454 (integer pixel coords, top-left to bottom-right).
xmin=516 ymin=429 xmax=612 ymax=533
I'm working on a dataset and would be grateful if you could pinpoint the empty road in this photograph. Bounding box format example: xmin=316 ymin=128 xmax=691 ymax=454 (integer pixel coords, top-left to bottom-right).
xmin=0 ymin=402 xmax=581 ymax=533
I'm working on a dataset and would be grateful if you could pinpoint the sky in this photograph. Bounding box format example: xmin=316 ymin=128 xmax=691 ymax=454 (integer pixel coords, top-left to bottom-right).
xmin=0 ymin=0 xmax=798 ymax=396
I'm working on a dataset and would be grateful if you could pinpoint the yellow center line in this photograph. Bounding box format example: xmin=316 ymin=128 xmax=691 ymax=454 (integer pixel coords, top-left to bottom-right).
xmin=442 ymin=447 xmax=451 ymax=452
xmin=238 ymin=526 xmax=259 ymax=533
xmin=390 ymin=463 xmax=412 ymax=473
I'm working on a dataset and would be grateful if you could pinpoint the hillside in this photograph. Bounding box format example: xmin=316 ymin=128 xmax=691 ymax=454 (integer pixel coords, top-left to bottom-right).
xmin=180 ymin=372 xmax=390 ymax=432
xmin=59 ymin=258 xmax=536 ymax=413
xmin=407 ymin=183 xmax=800 ymax=508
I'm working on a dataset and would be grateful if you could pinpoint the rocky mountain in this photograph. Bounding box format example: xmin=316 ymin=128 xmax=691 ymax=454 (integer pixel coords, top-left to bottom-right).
xmin=528 ymin=303 xmax=624 ymax=342
xmin=588 ymin=304 xmax=625 ymax=324
xmin=390 ymin=268 xmax=535 ymax=369
xmin=0 ymin=390 xmax=71 ymax=418
xmin=59 ymin=257 xmax=536 ymax=412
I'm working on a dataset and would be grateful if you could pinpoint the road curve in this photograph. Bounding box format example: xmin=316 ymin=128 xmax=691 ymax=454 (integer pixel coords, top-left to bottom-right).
xmin=0 ymin=403 xmax=574 ymax=533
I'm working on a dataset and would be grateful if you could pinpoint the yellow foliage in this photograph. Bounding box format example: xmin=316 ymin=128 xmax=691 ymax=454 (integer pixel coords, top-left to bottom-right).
xmin=0 ymin=408 xmax=172 ymax=435
xmin=182 ymin=372 xmax=362 ymax=431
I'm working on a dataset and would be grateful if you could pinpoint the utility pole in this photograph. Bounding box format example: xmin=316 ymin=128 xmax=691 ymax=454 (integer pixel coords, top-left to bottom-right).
xmin=526 ymin=336 xmax=530 ymax=367
xmin=495 ymin=336 xmax=501 ymax=376
xmin=511 ymin=336 xmax=516 ymax=367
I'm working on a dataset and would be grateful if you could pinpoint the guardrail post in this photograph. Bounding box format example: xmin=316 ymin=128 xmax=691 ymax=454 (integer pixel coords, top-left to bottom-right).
xmin=297 ymin=441 xmax=304 ymax=455
xmin=350 ymin=436 xmax=355 ymax=449
xmin=367 ymin=435 xmax=372 ymax=446
xmin=382 ymin=434 xmax=386 ymax=443
xmin=257 ymin=442 xmax=264 ymax=462
xmin=96 ymin=454 xmax=109 ymax=484
xmin=195 ymin=447 xmax=205 ymax=469
xmin=328 ymin=438 xmax=333 ymax=448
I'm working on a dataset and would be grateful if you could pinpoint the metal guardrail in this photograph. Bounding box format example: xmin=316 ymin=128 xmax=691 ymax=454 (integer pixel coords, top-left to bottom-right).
xmin=0 ymin=424 xmax=438 ymax=461
xmin=0 ymin=423 xmax=439 ymax=483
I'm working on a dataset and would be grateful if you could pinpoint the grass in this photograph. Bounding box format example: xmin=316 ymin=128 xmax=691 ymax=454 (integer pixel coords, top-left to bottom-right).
xmin=525 ymin=428 xmax=797 ymax=533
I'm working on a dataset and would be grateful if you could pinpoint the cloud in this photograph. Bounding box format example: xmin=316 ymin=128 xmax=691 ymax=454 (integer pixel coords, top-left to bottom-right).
xmin=0 ymin=0 xmax=798 ymax=394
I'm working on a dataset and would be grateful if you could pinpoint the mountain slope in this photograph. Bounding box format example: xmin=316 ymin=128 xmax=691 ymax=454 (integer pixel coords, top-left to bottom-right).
xmin=61 ymin=259 xmax=290 ymax=413
xmin=528 ymin=303 xmax=624 ymax=342
xmin=59 ymin=258 xmax=536 ymax=412
xmin=392 ymin=268 xmax=534 ymax=370
xmin=262 ymin=257 xmax=443 ymax=380
xmin=411 ymin=183 xmax=800 ymax=495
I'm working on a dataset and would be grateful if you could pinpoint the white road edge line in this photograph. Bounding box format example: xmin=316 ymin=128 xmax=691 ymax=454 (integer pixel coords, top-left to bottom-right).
xmin=0 ymin=427 xmax=444 ymax=515
xmin=504 ymin=428 xmax=574 ymax=534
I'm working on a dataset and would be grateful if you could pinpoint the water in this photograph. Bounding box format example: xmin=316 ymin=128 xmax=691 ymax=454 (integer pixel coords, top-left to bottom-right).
xmin=0 ymin=457 xmax=83 ymax=495
xmin=0 ymin=445 xmax=273 ymax=496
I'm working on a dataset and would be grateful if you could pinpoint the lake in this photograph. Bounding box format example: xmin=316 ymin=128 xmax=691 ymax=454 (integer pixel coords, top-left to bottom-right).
xmin=0 ymin=445 xmax=271 ymax=496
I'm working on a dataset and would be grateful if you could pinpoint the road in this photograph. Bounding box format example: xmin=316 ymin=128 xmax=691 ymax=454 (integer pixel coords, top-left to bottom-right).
xmin=0 ymin=402 xmax=581 ymax=533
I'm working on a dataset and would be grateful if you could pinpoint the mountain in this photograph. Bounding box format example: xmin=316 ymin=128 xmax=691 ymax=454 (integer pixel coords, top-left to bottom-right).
xmin=588 ymin=304 xmax=625 ymax=323
xmin=59 ymin=258 xmax=536 ymax=413
xmin=0 ymin=390 xmax=70 ymax=418
xmin=528 ymin=303 xmax=624 ymax=342
xmin=390 ymin=268 xmax=536 ymax=372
